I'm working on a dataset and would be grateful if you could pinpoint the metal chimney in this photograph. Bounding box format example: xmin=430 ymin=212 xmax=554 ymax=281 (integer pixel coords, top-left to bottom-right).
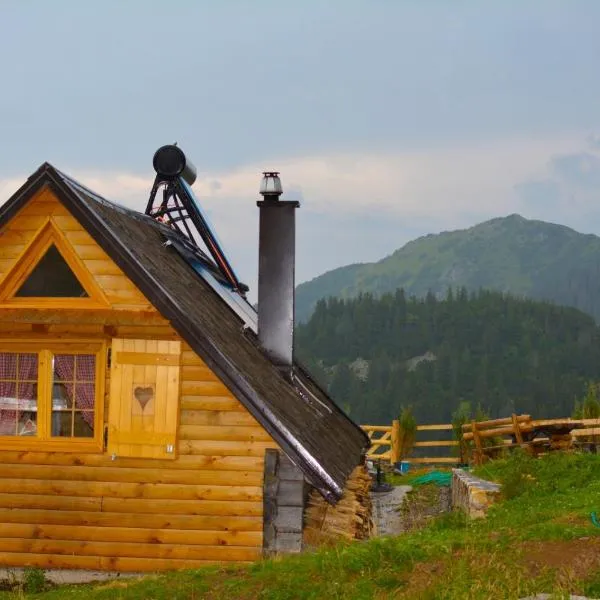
xmin=257 ymin=172 xmax=300 ymax=369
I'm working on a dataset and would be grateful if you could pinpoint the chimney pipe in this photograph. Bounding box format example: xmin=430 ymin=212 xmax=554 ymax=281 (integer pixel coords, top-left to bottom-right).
xmin=257 ymin=172 xmax=300 ymax=369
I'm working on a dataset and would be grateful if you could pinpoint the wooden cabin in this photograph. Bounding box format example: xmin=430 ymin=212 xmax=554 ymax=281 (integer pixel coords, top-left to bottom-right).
xmin=0 ymin=161 xmax=370 ymax=573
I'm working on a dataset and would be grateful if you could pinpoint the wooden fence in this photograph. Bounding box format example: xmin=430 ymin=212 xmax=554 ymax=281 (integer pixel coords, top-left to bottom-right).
xmin=364 ymin=414 xmax=600 ymax=467
xmin=362 ymin=421 xmax=459 ymax=466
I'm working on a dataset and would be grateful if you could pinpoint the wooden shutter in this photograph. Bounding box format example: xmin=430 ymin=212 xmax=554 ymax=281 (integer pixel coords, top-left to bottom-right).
xmin=107 ymin=339 xmax=181 ymax=459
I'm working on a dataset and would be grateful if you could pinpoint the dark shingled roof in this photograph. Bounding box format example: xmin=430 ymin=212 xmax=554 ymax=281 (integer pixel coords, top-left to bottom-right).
xmin=0 ymin=163 xmax=370 ymax=503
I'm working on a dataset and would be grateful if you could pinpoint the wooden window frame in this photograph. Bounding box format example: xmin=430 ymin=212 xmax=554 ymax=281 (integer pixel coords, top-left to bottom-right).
xmin=0 ymin=339 xmax=106 ymax=453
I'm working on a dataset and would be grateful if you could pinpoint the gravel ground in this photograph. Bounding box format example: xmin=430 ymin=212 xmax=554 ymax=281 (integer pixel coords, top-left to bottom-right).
xmin=371 ymin=485 xmax=413 ymax=536
xmin=370 ymin=482 xmax=453 ymax=537
xmin=0 ymin=568 xmax=140 ymax=587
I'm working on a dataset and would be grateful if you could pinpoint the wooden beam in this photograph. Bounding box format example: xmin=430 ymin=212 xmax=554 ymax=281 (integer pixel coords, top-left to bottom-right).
xmin=180 ymin=396 xmax=244 ymax=412
xmin=407 ymin=457 xmax=460 ymax=464
xmin=413 ymin=440 xmax=458 ymax=447
xmin=462 ymin=415 xmax=531 ymax=432
xmin=0 ymin=464 xmax=263 ymax=486
xmin=0 ymin=309 xmax=167 ymax=326
xmin=0 ymin=478 xmax=262 ymax=502
xmin=366 ymin=451 xmax=391 ymax=460
xmin=417 ymin=424 xmax=453 ymax=431
xmin=571 ymin=427 xmax=600 ymax=437
xmin=463 ymin=423 xmax=534 ymax=441
xmin=391 ymin=419 xmax=400 ymax=465
xmin=0 ymin=508 xmax=262 ymax=531
xmin=115 ymin=351 xmax=180 ymax=366
xmin=471 ymin=420 xmax=483 ymax=465
xmin=0 ymin=451 xmax=264 ymax=472
xmin=361 ymin=425 xmax=392 ymax=432
xmin=0 ymin=538 xmax=262 ymax=561
xmin=0 ymin=523 xmax=262 ymax=548
xmin=0 ymin=552 xmax=227 ymax=572
xmin=512 ymin=413 xmax=524 ymax=445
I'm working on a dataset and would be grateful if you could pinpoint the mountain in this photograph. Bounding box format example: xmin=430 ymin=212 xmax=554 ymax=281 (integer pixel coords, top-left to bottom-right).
xmin=296 ymin=214 xmax=600 ymax=322
xmin=295 ymin=289 xmax=600 ymax=425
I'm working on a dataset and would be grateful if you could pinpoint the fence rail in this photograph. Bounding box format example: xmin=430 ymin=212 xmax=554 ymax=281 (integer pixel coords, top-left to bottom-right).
xmin=362 ymin=421 xmax=459 ymax=466
xmin=364 ymin=415 xmax=600 ymax=467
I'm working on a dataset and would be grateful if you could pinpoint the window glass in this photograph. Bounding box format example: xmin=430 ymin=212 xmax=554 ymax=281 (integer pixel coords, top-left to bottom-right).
xmin=0 ymin=353 xmax=38 ymax=436
xmin=51 ymin=354 xmax=95 ymax=438
xmin=15 ymin=245 xmax=88 ymax=298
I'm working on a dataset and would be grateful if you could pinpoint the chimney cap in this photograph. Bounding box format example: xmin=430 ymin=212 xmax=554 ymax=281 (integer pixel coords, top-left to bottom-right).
xmin=260 ymin=172 xmax=283 ymax=197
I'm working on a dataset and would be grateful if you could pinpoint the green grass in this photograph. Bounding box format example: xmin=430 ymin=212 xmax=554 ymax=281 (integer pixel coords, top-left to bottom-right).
xmin=4 ymin=451 xmax=600 ymax=599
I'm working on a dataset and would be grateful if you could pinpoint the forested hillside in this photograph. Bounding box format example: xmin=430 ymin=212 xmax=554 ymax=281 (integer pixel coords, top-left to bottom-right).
xmin=295 ymin=289 xmax=600 ymax=424
xmin=296 ymin=214 xmax=600 ymax=323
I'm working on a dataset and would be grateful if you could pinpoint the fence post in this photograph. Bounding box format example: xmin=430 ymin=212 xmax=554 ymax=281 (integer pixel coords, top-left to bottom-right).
xmin=391 ymin=419 xmax=400 ymax=466
xmin=511 ymin=413 xmax=524 ymax=445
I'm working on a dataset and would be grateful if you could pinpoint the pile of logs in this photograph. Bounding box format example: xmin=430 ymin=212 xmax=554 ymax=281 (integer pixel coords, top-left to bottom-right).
xmin=303 ymin=464 xmax=373 ymax=547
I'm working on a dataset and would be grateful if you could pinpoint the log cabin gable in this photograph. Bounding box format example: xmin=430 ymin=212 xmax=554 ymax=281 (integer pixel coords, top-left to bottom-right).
xmin=0 ymin=218 xmax=110 ymax=309
xmin=0 ymin=187 xmax=155 ymax=312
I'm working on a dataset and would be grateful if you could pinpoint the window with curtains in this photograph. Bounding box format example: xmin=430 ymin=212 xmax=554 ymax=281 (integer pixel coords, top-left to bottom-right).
xmin=0 ymin=343 xmax=104 ymax=449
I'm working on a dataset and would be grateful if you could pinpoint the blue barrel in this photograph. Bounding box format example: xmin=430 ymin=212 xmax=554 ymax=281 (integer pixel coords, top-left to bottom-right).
xmin=398 ymin=461 xmax=410 ymax=474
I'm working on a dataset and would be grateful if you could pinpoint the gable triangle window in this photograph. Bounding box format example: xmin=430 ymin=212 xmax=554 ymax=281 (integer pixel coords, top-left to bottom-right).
xmin=15 ymin=244 xmax=88 ymax=298
xmin=0 ymin=219 xmax=110 ymax=308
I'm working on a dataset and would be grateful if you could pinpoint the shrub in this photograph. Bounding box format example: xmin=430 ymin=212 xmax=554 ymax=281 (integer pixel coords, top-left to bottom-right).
xmin=398 ymin=405 xmax=417 ymax=462
xmin=573 ymin=381 xmax=600 ymax=419
xmin=23 ymin=567 xmax=46 ymax=593
xmin=451 ymin=401 xmax=471 ymax=463
xmin=499 ymin=450 xmax=535 ymax=499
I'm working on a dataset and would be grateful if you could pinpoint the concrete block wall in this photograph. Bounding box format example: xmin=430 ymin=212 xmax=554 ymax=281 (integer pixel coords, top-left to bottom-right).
xmin=263 ymin=449 xmax=307 ymax=556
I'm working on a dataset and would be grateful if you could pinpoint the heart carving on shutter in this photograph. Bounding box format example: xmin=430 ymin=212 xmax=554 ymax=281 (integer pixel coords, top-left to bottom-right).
xmin=134 ymin=386 xmax=154 ymax=411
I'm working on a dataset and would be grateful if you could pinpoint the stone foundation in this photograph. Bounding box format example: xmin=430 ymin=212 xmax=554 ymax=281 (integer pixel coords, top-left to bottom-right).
xmin=451 ymin=468 xmax=501 ymax=518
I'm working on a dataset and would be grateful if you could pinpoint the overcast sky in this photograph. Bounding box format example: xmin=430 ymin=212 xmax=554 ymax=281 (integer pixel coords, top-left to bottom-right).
xmin=1 ymin=1 xmax=600 ymax=300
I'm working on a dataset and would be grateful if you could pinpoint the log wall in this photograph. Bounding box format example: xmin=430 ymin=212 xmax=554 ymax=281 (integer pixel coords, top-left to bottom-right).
xmin=0 ymin=185 xmax=290 ymax=571
xmin=0 ymin=322 xmax=278 ymax=570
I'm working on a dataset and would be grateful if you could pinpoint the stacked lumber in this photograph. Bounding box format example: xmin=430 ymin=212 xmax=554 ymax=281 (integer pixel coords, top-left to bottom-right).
xmin=303 ymin=464 xmax=373 ymax=547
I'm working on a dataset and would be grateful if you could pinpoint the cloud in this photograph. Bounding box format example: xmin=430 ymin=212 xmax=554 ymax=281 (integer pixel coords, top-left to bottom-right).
xmin=513 ymin=140 xmax=600 ymax=232
xmin=0 ymin=134 xmax=586 ymax=231
xmin=587 ymin=134 xmax=600 ymax=150
xmin=66 ymin=172 xmax=151 ymax=211
xmin=184 ymin=133 xmax=581 ymax=224
xmin=0 ymin=178 xmax=24 ymax=201
xmin=549 ymin=152 xmax=600 ymax=188
xmin=513 ymin=180 xmax=562 ymax=210
xmin=0 ymin=132 xmax=594 ymax=297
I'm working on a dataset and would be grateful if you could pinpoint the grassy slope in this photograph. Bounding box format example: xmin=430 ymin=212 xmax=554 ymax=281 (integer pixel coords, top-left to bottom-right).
xmin=6 ymin=453 xmax=600 ymax=600
xmin=295 ymin=214 xmax=600 ymax=322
